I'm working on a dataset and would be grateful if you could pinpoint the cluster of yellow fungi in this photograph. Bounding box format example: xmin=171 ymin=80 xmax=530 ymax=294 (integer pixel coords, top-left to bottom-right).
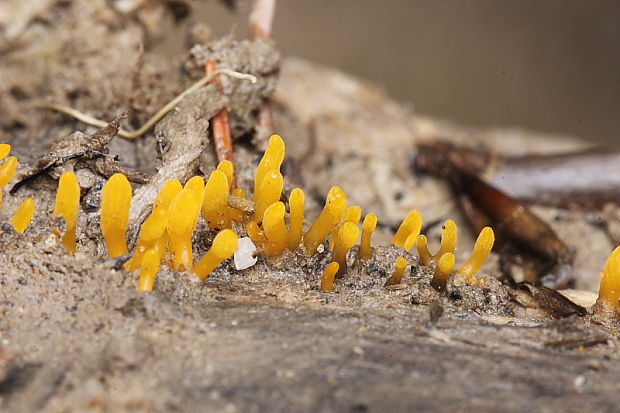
xmin=2 ymin=136 xmax=501 ymax=295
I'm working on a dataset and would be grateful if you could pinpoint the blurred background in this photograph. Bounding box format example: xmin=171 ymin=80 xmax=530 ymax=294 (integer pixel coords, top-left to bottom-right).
xmin=191 ymin=0 xmax=619 ymax=144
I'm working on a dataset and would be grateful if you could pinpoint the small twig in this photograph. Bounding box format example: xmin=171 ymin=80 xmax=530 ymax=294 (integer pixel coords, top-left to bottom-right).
xmin=249 ymin=0 xmax=276 ymax=40
xmin=206 ymin=60 xmax=236 ymax=189
xmin=34 ymin=68 xmax=257 ymax=140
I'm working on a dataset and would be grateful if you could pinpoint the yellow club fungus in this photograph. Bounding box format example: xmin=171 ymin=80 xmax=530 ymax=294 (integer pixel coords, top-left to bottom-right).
xmin=11 ymin=197 xmax=34 ymax=233
xmin=202 ymin=169 xmax=230 ymax=230
xmin=431 ymin=252 xmax=455 ymax=290
xmin=229 ymin=187 xmax=247 ymax=222
xmin=303 ymin=186 xmax=347 ymax=255
xmin=595 ymin=246 xmax=620 ymax=313
xmin=137 ymin=248 xmax=161 ymax=292
xmin=436 ymin=219 xmax=457 ymax=258
xmin=53 ymin=171 xmax=80 ymax=254
xmin=125 ymin=180 xmax=181 ymax=271
xmin=262 ymin=201 xmax=287 ymax=256
xmin=0 ymin=156 xmax=18 ymax=189
xmin=321 ymin=262 xmax=340 ymax=292
xmin=253 ymin=134 xmax=285 ymax=200
xmin=392 ymin=209 xmax=422 ymax=250
xmin=167 ymin=188 xmax=202 ymax=271
xmin=100 ymin=173 xmax=132 ymax=257
xmin=385 ymin=257 xmax=408 ymax=286
xmin=287 ymin=188 xmax=305 ymax=251
xmin=154 ymin=179 xmax=182 ymax=210
xmin=416 ymin=235 xmax=432 ymax=266
xmin=329 ymin=205 xmax=362 ymax=251
xmin=416 ymin=219 xmax=457 ymax=267
xmin=217 ymin=160 xmax=234 ymax=190
xmin=192 ymin=229 xmax=238 ymax=281
xmin=0 ymin=144 xmax=10 ymax=160
xmin=457 ymin=226 xmax=495 ymax=284
xmin=331 ymin=221 xmax=359 ymax=274
xmin=346 ymin=206 xmax=362 ymax=225
xmin=184 ymin=175 xmax=205 ymax=195
xmin=246 ymin=221 xmax=266 ymax=248
xmin=357 ymin=213 xmax=377 ymax=262
xmin=252 ymin=169 xmax=283 ymax=221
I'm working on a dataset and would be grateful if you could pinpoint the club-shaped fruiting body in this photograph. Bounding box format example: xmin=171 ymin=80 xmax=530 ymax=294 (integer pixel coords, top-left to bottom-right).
xmin=100 ymin=173 xmax=132 ymax=257
xmin=357 ymin=213 xmax=377 ymax=262
xmin=0 ymin=144 xmax=10 ymax=160
xmin=596 ymin=246 xmax=620 ymax=313
xmin=0 ymin=156 xmax=18 ymax=189
xmin=416 ymin=235 xmax=432 ymax=266
xmin=329 ymin=205 xmax=362 ymax=251
xmin=126 ymin=179 xmax=181 ymax=271
xmin=217 ymin=160 xmax=234 ymax=191
xmin=138 ymin=248 xmax=161 ymax=292
xmin=192 ymin=229 xmax=238 ymax=280
xmin=331 ymin=221 xmax=359 ymax=274
xmin=417 ymin=220 xmax=457 ymax=267
xmin=252 ymin=169 xmax=283 ymax=222
xmin=303 ymin=186 xmax=347 ymax=255
xmin=246 ymin=221 xmax=266 ymax=248
xmin=53 ymin=171 xmax=80 ymax=254
xmin=202 ymin=169 xmax=230 ymax=230
xmin=431 ymin=252 xmax=455 ymax=290
xmin=253 ymin=135 xmax=285 ymax=200
xmin=385 ymin=257 xmax=408 ymax=286
xmin=167 ymin=188 xmax=202 ymax=271
xmin=457 ymin=227 xmax=495 ymax=284
xmin=262 ymin=201 xmax=287 ymax=256
xmin=392 ymin=209 xmax=422 ymax=250
xmin=11 ymin=197 xmax=34 ymax=233
xmin=287 ymin=188 xmax=305 ymax=251
xmin=321 ymin=262 xmax=340 ymax=292
xmin=229 ymin=187 xmax=247 ymax=222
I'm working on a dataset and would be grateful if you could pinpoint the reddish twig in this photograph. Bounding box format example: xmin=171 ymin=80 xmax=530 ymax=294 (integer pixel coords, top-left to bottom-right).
xmin=249 ymin=0 xmax=276 ymax=40
xmin=205 ymin=60 xmax=236 ymax=189
xmin=249 ymin=0 xmax=277 ymax=148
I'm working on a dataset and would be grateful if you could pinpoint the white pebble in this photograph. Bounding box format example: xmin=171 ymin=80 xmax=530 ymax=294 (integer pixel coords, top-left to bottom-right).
xmin=234 ymin=237 xmax=258 ymax=270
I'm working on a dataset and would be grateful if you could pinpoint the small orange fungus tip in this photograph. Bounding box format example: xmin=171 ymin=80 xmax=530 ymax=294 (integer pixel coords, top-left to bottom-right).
xmin=246 ymin=221 xmax=266 ymax=247
xmin=0 ymin=156 xmax=18 ymax=189
xmin=303 ymin=186 xmax=348 ymax=255
xmin=431 ymin=252 xmax=456 ymax=290
xmin=53 ymin=171 xmax=80 ymax=254
xmin=385 ymin=257 xmax=408 ymax=286
xmin=229 ymin=187 xmax=247 ymax=222
xmin=346 ymin=206 xmax=362 ymax=225
xmin=457 ymin=226 xmax=495 ymax=283
xmin=125 ymin=208 xmax=170 ymax=272
xmin=392 ymin=209 xmax=422 ymax=250
xmin=202 ymin=170 xmax=231 ymax=230
xmin=321 ymin=262 xmax=340 ymax=292
xmin=0 ymin=144 xmax=10 ymax=160
xmin=11 ymin=197 xmax=35 ymax=233
xmin=437 ymin=219 xmax=457 ymax=258
xmin=184 ymin=175 xmax=205 ymax=196
xmin=192 ymin=229 xmax=238 ymax=281
xmin=357 ymin=213 xmax=377 ymax=261
xmin=100 ymin=173 xmax=132 ymax=257
xmin=262 ymin=201 xmax=288 ymax=256
xmin=137 ymin=248 xmax=161 ymax=292
xmin=416 ymin=235 xmax=432 ymax=266
xmin=217 ymin=160 xmax=234 ymax=190
xmin=253 ymin=134 xmax=285 ymax=199
xmin=331 ymin=221 xmax=359 ymax=274
xmin=287 ymin=188 xmax=305 ymax=251
xmin=154 ymin=179 xmax=182 ymax=211
xmin=167 ymin=188 xmax=202 ymax=271
xmin=252 ymin=169 xmax=283 ymax=221
xmin=595 ymin=246 xmax=620 ymax=313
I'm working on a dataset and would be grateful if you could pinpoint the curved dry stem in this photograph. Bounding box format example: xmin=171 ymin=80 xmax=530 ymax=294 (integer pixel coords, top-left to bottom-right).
xmin=34 ymin=69 xmax=257 ymax=140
